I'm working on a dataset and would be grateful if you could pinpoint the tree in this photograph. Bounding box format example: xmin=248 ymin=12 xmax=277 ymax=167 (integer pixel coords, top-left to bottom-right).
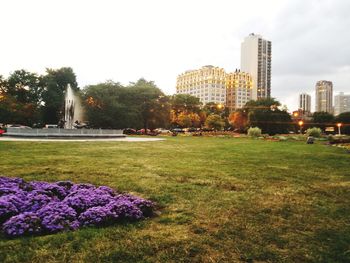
xmin=335 ymin=112 xmax=350 ymax=134
xmin=170 ymin=94 xmax=202 ymax=128
xmin=83 ymin=82 xmax=128 ymax=129
xmin=228 ymin=110 xmax=248 ymax=132
xmin=244 ymin=98 xmax=292 ymax=135
xmin=203 ymin=102 xmax=224 ymax=115
xmin=4 ymin=70 xmax=43 ymax=125
xmin=205 ymin=114 xmax=224 ymax=131
xmin=41 ymin=67 xmax=78 ymax=125
xmin=127 ymin=79 xmax=170 ymax=131
xmin=312 ymin=112 xmax=334 ymax=130
xmin=170 ymin=94 xmax=202 ymax=114
xmin=83 ymin=79 xmax=170 ymax=130
xmin=177 ymin=112 xmax=192 ymax=128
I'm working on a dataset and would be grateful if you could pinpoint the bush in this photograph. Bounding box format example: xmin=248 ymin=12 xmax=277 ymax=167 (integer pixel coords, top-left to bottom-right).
xmin=306 ymin=127 xmax=322 ymax=137
xmin=247 ymin=127 xmax=262 ymax=137
xmin=0 ymin=177 xmax=155 ymax=237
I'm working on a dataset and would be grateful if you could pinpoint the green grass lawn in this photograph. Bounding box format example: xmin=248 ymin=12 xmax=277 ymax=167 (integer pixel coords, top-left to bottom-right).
xmin=0 ymin=137 xmax=349 ymax=263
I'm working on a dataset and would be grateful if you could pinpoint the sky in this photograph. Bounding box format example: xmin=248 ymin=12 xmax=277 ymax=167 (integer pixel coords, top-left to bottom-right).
xmin=1 ymin=0 xmax=349 ymax=111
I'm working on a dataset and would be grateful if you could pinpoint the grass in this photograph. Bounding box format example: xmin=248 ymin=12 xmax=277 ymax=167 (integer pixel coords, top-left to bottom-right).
xmin=0 ymin=136 xmax=349 ymax=262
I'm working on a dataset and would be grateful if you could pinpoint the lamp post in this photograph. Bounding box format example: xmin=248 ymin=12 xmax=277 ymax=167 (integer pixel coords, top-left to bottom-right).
xmin=298 ymin=120 xmax=304 ymax=134
xmin=337 ymin=123 xmax=342 ymax=136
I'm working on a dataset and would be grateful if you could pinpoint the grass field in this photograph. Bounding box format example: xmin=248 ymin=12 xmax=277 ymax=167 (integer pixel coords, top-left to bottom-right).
xmin=0 ymin=137 xmax=349 ymax=262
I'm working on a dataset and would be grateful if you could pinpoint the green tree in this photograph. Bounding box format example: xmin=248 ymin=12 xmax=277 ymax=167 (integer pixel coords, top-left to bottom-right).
xmin=205 ymin=114 xmax=224 ymax=131
xmin=203 ymin=102 xmax=225 ymax=115
xmin=127 ymin=79 xmax=169 ymax=131
xmin=4 ymin=70 xmax=43 ymax=125
xmin=245 ymin=98 xmax=292 ymax=135
xmin=83 ymin=82 xmax=131 ymax=129
xmin=312 ymin=112 xmax=334 ymax=130
xmin=41 ymin=67 xmax=78 ymax=125
xmin=83 ymin=79 xmax=170 ymax=130
xmin=170 ymin=94 xmax=202 ymax=114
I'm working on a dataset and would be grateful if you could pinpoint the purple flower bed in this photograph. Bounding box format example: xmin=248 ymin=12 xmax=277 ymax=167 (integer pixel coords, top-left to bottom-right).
xmin=0 ymin=177 xmax=155 ymax=237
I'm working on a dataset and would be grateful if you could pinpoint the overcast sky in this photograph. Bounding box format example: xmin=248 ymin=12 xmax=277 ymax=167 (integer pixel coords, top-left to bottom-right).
xmin=1 ymin=0 xmax=349 ymax=111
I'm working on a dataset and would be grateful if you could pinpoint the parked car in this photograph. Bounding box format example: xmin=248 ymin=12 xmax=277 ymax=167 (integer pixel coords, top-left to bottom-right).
xmin=154 ymin=128 xmax=171 ymax=134
xmin=0 ymin=129 xmax=5 ymax=136
xmin=200 ymin=127 xmax=214 ymax=132
xmin=44 ymin=124 xmax=58 ymax=129
xmin=171 ymin=128 xmax=184 ymax=133
xmin=137 ymin=129 xmax=151 ymax=135
xmin=123 ymin=128 xmax=137 ymax=135
xmin=187 ymin=127 xmax=197 ymax=132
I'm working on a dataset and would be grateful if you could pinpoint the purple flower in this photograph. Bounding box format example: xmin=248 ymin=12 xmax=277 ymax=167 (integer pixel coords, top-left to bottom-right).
xmin=69 ymin=183 xmax=96 ymax=193
xmin=25 ymin=192 xmax=58 ymax=212
xmin=2 ymin=212 xmax=42 ymax=237
xmin=0 ymin=187 xmax=23 ymax=197
xmin=63 ymin=189 xmax=113 ymax=213
xmin=0 ymin=194 xmax=27 ymax=213
xmin=114 ymin=194 xmax=154 ymax=217
xmin=37 ymin=202 xmax=79 ymax=232
xmin=56 ymin=181 xmax=74 ymax=191
xmin=78 ymin=206 xmax=116 ymax=226
xmin=29 ymin=181 xmax=68 ymax=199
xmin=96 ymin=186 xmax=117 ymax=196
xmin=0 ymin=177 xmax=155 ymax=237
xmin=0 ymin=199 xmax=18 ymax=223
xmin=105 ymin=199 xmax=143 ymax=221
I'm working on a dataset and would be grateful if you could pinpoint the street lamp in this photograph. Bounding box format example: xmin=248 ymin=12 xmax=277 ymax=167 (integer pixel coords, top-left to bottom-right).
xmin=298 ymin=120 xmax=304 ymax=134
xmin=217 ymin=104 xmax=223 ymax=110
xmin=337 ymin=123 xmax=342 ymax=135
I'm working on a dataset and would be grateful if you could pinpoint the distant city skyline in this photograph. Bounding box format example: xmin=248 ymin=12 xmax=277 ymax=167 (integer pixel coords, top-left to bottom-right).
xmin=1 ymin=0 xmax=349 ymax=112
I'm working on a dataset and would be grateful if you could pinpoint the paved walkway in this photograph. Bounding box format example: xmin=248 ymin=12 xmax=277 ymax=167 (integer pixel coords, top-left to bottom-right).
xmin=0 ymin=137 xmax=165 ymax=142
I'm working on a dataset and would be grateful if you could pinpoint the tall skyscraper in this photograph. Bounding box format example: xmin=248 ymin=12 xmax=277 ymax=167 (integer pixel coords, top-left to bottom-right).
xmin=241 ymin=33 xmax=272 ymax=100
xmin=176 ymin=65 xmax=226 ymax=105
xmin=315 ymin=81 xmax=333 ymax=113
xmin=334 ymin=92 xmax=350 ymax=115
xmin=299 ymin=93 xmax=311 ymax=113
xmin=226 ymin=70 xmax=253 ymax=112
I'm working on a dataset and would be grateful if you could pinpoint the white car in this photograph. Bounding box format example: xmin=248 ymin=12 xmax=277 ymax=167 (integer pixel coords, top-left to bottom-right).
xmin=155 ymin=128 xmax=171 ymax=134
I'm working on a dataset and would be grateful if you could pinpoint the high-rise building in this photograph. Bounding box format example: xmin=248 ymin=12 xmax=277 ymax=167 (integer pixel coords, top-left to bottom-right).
xmin=334 ymin=92 xmax=350 ymax=115
xmin=225 ymin=70 xmax=253 ymax=112
xmin=241 ymin=33 xmax=272 ymax=100
xmin=299 ymin=93 xmax=311 ymax=113
xmin=176 ymin=65 xmax=226 ymax=105
xmin=315 ymin=81 xmax=333 ymax=113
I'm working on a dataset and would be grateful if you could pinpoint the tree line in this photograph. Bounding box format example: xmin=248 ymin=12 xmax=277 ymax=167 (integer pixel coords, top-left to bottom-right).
xmin=1 ymin=67 xmax=349 ymax=134
xmin=0 ymin=67 xmax=78 ymax=126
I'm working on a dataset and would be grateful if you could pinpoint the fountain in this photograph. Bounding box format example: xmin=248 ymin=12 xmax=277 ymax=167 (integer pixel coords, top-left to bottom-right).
xmin=64 ymin=84 xmax=84 ymax=129
xmin=4 ymin=84 xmax=126 ymax=139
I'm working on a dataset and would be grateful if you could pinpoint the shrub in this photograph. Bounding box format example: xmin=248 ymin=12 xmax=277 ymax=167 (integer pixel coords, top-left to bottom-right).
xmin=0 ymin=176 xmax=155 ymax=237
xmin=247 ymin=127 xmax=262 ymax=137
xmin=306 ymin=127 xmax=322 ymax=137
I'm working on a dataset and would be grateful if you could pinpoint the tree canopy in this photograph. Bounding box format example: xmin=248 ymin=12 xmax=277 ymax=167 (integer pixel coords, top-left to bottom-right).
xmin=235 ymin=98 xmax=292 ymax=135
xmin=83 ymin=79 xmax=170 ymax=130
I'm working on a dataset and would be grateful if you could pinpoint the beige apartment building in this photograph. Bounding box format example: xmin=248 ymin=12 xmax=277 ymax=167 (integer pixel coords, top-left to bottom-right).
xmin=176 ymin=65 xmax=226 ymax=105
xmin=225 ymin=70 xmax=253 ymax=112
xmin=176 ymin=66 xmax=253 ymax=111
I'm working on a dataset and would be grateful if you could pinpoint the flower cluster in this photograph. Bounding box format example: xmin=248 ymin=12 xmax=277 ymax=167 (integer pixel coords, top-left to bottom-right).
xmin=0 ymin=177 xmax=155 ymax=237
